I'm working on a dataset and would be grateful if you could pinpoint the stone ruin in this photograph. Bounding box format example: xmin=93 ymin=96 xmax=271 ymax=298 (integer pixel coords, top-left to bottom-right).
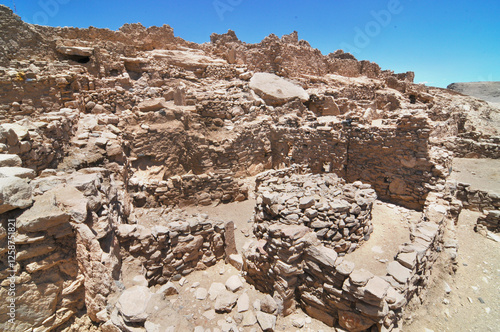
xmin=253 ymin=167 xmax=377 ymax=254
xmin=0 ymin=4 xmax=498 ymax=332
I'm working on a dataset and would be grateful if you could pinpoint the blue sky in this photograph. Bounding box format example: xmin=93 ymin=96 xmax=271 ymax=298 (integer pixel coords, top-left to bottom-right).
xmin=2 ymin=0 xmax=499 ymax=88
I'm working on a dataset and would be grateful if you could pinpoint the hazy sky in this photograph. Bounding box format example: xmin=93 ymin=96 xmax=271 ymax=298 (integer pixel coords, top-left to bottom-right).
xmin=2 ymin=0 xmax=499 ymax=88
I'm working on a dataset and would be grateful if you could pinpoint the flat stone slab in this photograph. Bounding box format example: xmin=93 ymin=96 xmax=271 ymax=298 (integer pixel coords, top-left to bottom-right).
xmin=117 ymin=285 xmax=152 ymax=323
xmin=0 ymin=166 xmax=36 ymax=179
xmin=250 ymin=72 xmax=309 ymax=106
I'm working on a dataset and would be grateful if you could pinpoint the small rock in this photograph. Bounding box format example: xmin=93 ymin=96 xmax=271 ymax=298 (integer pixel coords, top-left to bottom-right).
xmin=203 ymin=309 xmax=217 ymax=320
xmin=260 ymin=295 xmax=278 ymax=314
xmin=117 ymin=286 xmax=152 ymax=323
xmin=209 ymin=282 xmax=226 ymax=301
xmin=292 ymin=316 xmax=305 ymax=328
xmin=214 ymin=291 xmax=238 ymax=313
xmin=157 ymin=281 xmax=179 ymax=296
xmin=225 ymin=275 xmax=243 ymax=292
xmin=242 ymin=311 xmax=257 ymax=326
xmin=179 ymin=277 xmax=188 ymax=286
xmin=237 ymin=292 xmax=250 ymax=312
xmin=443 ymin=281 xmax=451 ymax=294
xmin=196 ymin=287 xmax=208 ymax=300
xmin=194 ymin=326 xmax=205 ymax=332
xmin=256 ymin=311 xmax=276 ymax=331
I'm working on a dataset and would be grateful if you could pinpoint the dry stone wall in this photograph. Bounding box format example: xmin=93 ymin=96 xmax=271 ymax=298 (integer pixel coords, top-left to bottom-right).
xmin=116 ymin=210 xmax=227 ymax=285
xmin=0 ymin=167 xmax=123 ymax=331
xmin=243 ymin=192 xmax=458 ymax=331
xmin=128 ymin=169 xmax=248 ymax=207
xmin=253 ymin=168 xmax=377 ymax=254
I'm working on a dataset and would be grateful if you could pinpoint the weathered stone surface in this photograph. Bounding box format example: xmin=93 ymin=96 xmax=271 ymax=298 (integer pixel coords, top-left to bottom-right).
xmin=387 ymin=261 xmax=412 ymax=284
xmin=305 ymin=245 xmax=338 ymax=267
xmin=56 ymin=45 xmax=93 ymax=57
xmin=0 ymin=176 xmax=32 ymax=213
xmin=339 ymin=310 xmax=375 ymax=332
xmin=0 ymin=154 xmax=22 ymax=167
xmin=208 ymin=282 xmax=226 ymax=301
xmin=137 ymin=98 xmax=168 ymax=112
xmin=0 ymin=166 xmax=36 ymax=179
xmin=214 ymin=291 xmax=238 ymax=313
xmin=195 ymin=287 xmax=208 ymax=300
xmin=157 ymin=281 xmax=179 ymax=296
xmin=225 ymin=275 xmax=243 ymax=292
xmin=237 ymin=292 xmax=250 ymax=312
xmin=256 ymin=311 xmax=277 ymax=331
xmin=117 ymin=286 xmax=152 ymax=323
xmin=249 ymin=73 xmax=309 ymax=106
xmin=260 ymin=294 xmax=278 ymax=314
xmin=18 ymin=185 xmax=88 ymax=232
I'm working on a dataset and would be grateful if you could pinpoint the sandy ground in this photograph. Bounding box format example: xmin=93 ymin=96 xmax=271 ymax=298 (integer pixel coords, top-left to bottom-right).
xmin=403 ymin=209 xmax=500 ymax=332
xmin=345 ymin=202 xmax=420 ymax=276
xmin=450 ymin=158 xmax=500 ymax=193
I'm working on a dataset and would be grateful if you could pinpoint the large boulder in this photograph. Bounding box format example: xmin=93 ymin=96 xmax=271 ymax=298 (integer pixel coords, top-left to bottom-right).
xmin=0 ymin=177 xmax=32 ymax=213
xmin=0 ymin=154 xmax=22 ymax=167
xmin=249 ymin=73 xmax=309 ymax=106
xmin=17 ymin=185 xmax=88 ymax=232
xmin=116 ymin=286 xmax=152 ymax=323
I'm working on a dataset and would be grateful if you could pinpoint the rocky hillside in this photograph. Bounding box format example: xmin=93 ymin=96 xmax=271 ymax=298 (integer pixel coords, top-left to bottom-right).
xmin=0 ymin=4 xmax=499 ymax=332
xmin=448 ymin=81 xmax=500 ymax=105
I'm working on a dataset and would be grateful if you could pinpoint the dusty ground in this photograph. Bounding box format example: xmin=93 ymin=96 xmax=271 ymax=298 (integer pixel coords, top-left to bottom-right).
xmin=450 ymin=158 xmax=500 ymax=193
xmin=404 ymin=158 xmax=500 ymax=332
xmin=346 ymin=202 xmax=420 ymax=276
xmin=403 ymin=209 xmax=500 ymax=332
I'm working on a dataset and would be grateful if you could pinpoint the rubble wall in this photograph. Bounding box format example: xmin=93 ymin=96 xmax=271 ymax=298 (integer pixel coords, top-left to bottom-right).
xmin=253 ymin=168 xmax=377 ymax=254
xmin=243 ymin=193 xmax=457 ymax=331
xmin=116 ymin=213 xmax=227 ymax=286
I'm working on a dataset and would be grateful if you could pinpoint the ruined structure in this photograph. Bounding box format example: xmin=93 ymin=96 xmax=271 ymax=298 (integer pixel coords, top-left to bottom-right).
xmin=0 ymin=4 xmax=499 ymax=332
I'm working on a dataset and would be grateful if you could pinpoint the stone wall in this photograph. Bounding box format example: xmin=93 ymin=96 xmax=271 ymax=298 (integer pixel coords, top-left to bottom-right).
xmin=0 ymin=167 xmax=123 ymax=331
xmin=443 ymin=133 xmax=500 ymax=159
xmin=128 ymin=169 xmax=248 ymax=207
xmin=243 ymin=192 xmax=457 ymax=331
xmin=116 ymin=210 xmax=227 ymax=285
xmin=253 ymin=168 xmax=377 ymax=254
xmin=476 ymin=211 xmax=500 ymax=233
xmin=456 ymin=182 xmax=500 ymax=212
xmin=345 ymin=114 xmax=452 ymax=210
xmin=1 ymin=108 xmax=79 ymax=173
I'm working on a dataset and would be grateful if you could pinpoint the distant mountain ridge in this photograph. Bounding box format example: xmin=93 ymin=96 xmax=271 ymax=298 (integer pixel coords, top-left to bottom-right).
xmin=447 ymin=82 xmax=500 ymax=104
